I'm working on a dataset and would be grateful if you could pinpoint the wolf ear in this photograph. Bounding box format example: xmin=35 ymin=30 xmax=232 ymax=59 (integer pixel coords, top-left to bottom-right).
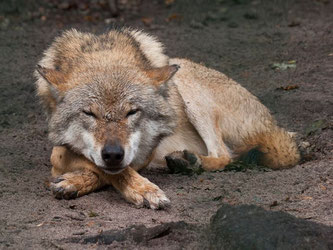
xmin=145 ymin=64 xmax=180 ymax=86
xmin=36 ymin=65 xmax=66 ymax=102
xmin=36 ymin=65 xmax=66 ymax=87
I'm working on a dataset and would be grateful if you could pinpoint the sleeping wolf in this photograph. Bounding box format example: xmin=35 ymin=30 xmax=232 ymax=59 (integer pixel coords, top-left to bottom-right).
xmin=35 ymin=28 xmax=300 ymax=209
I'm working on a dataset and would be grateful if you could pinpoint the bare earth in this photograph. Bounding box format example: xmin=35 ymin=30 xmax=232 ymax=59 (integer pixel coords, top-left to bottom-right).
xmin=0 ymin=0 xmax=332 ymax=249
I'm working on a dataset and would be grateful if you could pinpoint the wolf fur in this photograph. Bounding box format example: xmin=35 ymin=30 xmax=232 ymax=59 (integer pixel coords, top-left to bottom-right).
xmin=35 ymin=28 xmax=300 ymax=209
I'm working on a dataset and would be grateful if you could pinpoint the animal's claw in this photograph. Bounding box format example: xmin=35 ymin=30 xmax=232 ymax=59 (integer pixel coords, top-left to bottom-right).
xmin=50 ymin=179 xmax=78 ymax=200
xmin=143 ymin=188 xmax=170 ymax=210
xmin=166 ymin=150 xmax=203 ymax=175
xmin=49 ymin=171 xmax=99 ymax=200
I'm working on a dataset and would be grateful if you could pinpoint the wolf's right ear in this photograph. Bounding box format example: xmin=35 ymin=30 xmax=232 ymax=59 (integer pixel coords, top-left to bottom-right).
xmin=36 ymin=65 xmax=66 ymax=87
xmin=36 ymin=65 xmax=66 ymax=102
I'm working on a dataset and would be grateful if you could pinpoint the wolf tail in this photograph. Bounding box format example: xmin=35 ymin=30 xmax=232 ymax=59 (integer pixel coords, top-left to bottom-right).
xmin=256 ymin=127 xmax=300 ymax=169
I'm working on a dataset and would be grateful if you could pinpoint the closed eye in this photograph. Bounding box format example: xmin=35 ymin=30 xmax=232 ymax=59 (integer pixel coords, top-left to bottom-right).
xmin=126 ymin=109 xmax=139 ymax=117
xmin=82 ymin=110 xmax=96 ymax=118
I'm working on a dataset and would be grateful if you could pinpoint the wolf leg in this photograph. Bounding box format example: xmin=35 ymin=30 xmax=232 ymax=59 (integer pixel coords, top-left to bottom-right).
xmin=50 ymin=170 xmax=102 ymax=199
xmin=50 ymin=146 xmax=169 ymax=208
xmin=49 ymin=146 xmax=106 ymax=199
xmin=166 ymin=147 xmax=232 ymax=173
xmin=107 ymin=167 xmax=170 ymax=209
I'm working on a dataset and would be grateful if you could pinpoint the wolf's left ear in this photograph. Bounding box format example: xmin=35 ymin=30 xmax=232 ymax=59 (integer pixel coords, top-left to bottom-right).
xmin=36 ymin=65 xmax=66 ymax=87
xmin=145 ymin=64 xmax=180 ymax=86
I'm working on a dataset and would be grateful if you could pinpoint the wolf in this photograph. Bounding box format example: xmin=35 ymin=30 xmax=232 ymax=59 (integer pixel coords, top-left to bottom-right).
xmin=35 ymin=28 xmax=300 ymax=209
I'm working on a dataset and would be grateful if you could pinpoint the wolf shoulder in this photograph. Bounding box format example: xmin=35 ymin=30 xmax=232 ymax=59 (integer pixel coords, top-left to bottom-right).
xmin=169 ymin=58 xmax=266 ymax=115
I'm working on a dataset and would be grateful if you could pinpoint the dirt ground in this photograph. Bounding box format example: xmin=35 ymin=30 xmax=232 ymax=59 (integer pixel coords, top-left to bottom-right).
xmin=0 ymin=0 xmax=332 ymax=249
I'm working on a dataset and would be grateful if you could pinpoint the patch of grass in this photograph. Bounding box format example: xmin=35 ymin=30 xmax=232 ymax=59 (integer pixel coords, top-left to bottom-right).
xmin=88 ymin=211 xmax=99 ymax=217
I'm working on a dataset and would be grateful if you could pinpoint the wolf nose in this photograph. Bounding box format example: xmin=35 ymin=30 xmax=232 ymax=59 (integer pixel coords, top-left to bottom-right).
xmin=101 ymin=143 xmax=124 ymax=166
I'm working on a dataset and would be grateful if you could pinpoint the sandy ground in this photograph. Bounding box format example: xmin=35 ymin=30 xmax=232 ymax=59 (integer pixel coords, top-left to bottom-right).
xmin=0 ymin=0 xmax=332 ymax=249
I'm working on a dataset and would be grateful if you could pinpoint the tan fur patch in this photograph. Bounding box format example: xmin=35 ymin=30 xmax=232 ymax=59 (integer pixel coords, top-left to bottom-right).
xmin=200 ymin=155 xmax=231 ymax=171
xmin=145 ymin=65 xmax=179 ymax=86
xmin=109 ymin=167 xmax=169 ymax=209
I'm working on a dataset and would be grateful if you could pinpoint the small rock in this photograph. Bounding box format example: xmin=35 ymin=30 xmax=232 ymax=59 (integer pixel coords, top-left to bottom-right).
xmin=104 ymin=18 xmax=116 ymax=24
xmin=269 ymin=200 xmax=278 ymax=208
xmin=288 ymin=19 xmax=301 ymax=27
xmin=209 ymin=204 xmax=333 ymax=249
xmin=52 ymin=216 xmax=62 ymax=221
xmin=299 ymin=141 xmax=310 ymax=149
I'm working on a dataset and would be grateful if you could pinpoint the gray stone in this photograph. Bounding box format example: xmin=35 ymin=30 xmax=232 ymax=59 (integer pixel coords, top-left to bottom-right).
xmin=209 ymin=204 xmax=333 ymax=250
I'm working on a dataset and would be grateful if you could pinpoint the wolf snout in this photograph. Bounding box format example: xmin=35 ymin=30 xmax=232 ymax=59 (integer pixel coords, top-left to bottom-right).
xmin=101 ymin=142 xmax=124 ymax=167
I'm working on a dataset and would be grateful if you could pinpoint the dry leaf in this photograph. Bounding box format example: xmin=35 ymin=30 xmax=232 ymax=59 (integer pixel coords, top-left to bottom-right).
xmin=166 ymin=13 xmax=183 ymax=22
xmin=44 ymin=180 xmax=51 ymax=189
xmin=241 ymin=71 xmax=250 ymax=78
xmin=141 ymin=17 xmax=153 ymax=26
xmin=301 ymin=196 xmax=313 ymax=200
xmin=165 ymin=0 xmax=175 ymax=5
xmin=84 ymin=15 xmax=94 ymax=22
xmin=87 ymin=221 xmax=95 ymax=227
xmin=276 ymin=85 xmax=299 ymax=91
xmin=319 ymin=184 xmax=327 ymax=191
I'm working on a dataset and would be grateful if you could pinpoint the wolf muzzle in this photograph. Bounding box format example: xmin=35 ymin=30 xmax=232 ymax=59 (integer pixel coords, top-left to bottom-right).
xmin=101 ymin=141 xmax=125 ymax=170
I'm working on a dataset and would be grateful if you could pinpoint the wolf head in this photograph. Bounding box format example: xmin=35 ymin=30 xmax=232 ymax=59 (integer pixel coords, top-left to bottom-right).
xmin=37 ymin=65 xmax=178 ymax=174
xmin=35 ymin=29 xmax=178 ymax=174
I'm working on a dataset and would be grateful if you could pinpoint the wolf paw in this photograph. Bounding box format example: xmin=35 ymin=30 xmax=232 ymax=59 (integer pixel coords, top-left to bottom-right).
xmin=122 ymin=178 xmax=170 ymax=210
xmin=165 ymin=150 xmax=203 ymax=175
xmin=141 ymin=186 xmax=170 ymax=210
xmin=50 ymin=170 xmax=100 ymax=200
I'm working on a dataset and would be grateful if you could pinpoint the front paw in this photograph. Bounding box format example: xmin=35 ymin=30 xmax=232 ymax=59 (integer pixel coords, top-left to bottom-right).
xmin=50 ymin=170 xmax=100 ymax=200
xmin=141 ymin=184 xmax=170 ymax=210
xmin=126 ymin=179 xmax=170 ymax=210
xmin=113 ymin=169 xmax=170 ymax=210
xmin=165 ymin=150 xmax=203 ymax=175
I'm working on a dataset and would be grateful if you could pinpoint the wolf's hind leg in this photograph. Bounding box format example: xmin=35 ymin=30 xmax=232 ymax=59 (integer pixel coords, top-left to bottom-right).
xmin=166 ymin=146 xmax=232 ymax=173
xmin=165 ymin=125 xmax=233 ymax=172
xmin=167 ymin=98 xmax=233 ymax=171
xmin=49 ymin=146 xmax=106 ymax=199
